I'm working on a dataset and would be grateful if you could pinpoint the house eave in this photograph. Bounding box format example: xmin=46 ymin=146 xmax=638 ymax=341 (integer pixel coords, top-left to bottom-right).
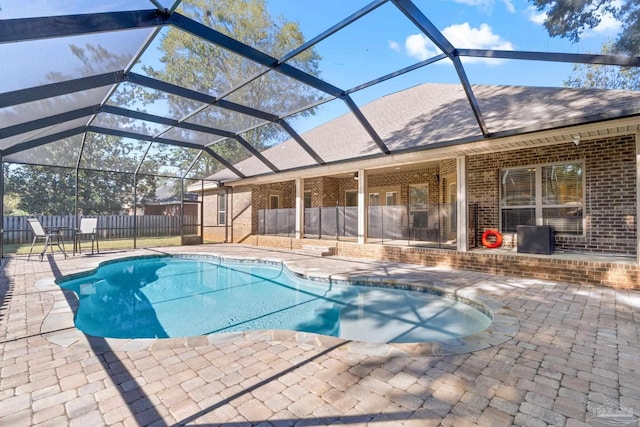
xmin=208 ymin=115 xmax=640 ymax=188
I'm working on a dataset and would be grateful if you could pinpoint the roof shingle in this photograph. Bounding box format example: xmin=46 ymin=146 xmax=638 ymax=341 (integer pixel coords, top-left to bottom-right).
xmin=210 ymin=83 xmax=640 ymax=181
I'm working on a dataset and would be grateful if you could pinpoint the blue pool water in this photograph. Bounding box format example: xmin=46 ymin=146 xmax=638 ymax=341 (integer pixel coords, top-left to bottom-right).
xmin=57 ymin=256 xmax=491 ymax=343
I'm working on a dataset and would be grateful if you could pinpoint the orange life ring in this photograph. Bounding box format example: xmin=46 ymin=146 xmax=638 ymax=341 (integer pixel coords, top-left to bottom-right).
xmin=481 ymin=229 xmax=503 ymax=249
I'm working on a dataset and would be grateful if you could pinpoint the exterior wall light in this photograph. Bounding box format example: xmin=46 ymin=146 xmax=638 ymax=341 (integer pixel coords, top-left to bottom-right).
xmin=572 ymin=135 xmax=581 ymax=146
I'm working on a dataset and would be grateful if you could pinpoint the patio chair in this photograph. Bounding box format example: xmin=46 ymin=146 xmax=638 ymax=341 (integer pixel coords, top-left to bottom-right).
xmin=26 ymin=218 xmax=67 ymax=261
xmin=74 ymin=217 xmax=99 ymax=255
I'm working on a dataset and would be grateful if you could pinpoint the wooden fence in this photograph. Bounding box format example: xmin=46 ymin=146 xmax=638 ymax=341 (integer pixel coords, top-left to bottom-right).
xmin=2 ymin=215 xmax=199 ymax=244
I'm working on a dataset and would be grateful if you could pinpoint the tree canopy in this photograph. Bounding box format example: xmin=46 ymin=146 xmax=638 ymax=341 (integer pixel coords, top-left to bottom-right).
xmin=564 ymin=42 xmax=640 ymax=90
xmin=5 ymin=0 xmax=321 ymax=214
xmin=531 ymin=0 xmax=640 ymax=54
xmin=4 ymin=44 xmax=158 ymax=215
xmin=143 ymin=0 xmax=322 ymax=178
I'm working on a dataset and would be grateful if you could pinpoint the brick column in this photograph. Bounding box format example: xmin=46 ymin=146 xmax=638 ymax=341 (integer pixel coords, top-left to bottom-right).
xmin=636 ymin=132 xmax=640 ymax=264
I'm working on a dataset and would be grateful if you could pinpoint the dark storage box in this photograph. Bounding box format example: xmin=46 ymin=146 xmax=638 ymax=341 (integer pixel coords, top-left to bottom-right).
xmin=517 ymin=225 xmax=554 ymax=255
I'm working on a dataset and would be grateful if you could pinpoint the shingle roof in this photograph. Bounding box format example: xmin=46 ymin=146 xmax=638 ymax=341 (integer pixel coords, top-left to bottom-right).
xmin=210 ymin=83 xmax=640 ymax=182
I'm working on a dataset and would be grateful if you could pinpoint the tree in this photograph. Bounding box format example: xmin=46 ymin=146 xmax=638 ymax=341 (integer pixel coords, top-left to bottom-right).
xmin=3 ymin=154 xmax=152 ymax=216
xmin=5 ymin=164 xmax=76 ymax=215
xmin=531 ymin=0 xmax=640 ymax=54
xmin=5 ymin=1 xmax=323 ymax=214
xmin=142 ymin=0 xmax=322 ymax=178
xmin=4 ymin=44 xmax=160 ymax=215
xmin=3 ymin=192 xmax=28 ymax=216
xmin=564 ymin=42 xmax=640 ymax=89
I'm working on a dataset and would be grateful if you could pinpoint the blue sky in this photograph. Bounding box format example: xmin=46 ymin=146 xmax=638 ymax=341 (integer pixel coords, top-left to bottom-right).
xmin=266 ymin=0 xmax=621 ymax=90
xmin=262 ymin=0 xmax=624 ymax=132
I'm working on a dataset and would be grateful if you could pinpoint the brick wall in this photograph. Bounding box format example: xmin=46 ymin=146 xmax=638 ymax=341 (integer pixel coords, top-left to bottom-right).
xmin=201 ymin=189 xmax=217 ymax=229
xmin=265 ymin=167 xmax=447 ymax=209
xmin=468 ymin=135 xmax=637 ymax=255
xmin=230 ymin=134 xmax=637 ymax=255
xmin=322 ymin=178 xmax=340 ymax=206
xmin=231 ymin=185 xmax=254 ymax=242
xmin=252 ymin=181 xmax=295 ymax=209
xmin=338 ymin=176 xmax=358 ymax=205
xmin=367 ymin=166 xmax=440 ymax=205
xmin=304 ymin=177 xmax=340 ymax=206
xmin=304 ymin=177 xmax=323 ymax=207
xmin=204 ymin=227 xmax=227 ymax=243
xmin=202 ymin=189 xmax=227 ymax=243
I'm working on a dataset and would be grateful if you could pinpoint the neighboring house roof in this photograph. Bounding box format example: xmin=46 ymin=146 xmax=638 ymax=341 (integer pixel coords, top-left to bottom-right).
xmin=210 ymin=83 xmax=640 ymax=182
xmin=141 ymin=182 xmax=198 ymax=205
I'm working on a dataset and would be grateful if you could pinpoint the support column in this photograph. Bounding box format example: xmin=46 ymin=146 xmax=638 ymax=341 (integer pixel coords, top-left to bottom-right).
xmin=133 ymin=173 xmax=137 ymax=249
xmin=0 ymin=155 xmax=3 ymax=258
xmin=357 ymin=169 xmax=367 ymax=244
xmin=457 ymin=156 xmax=469 ymax=252
xmin=636 ymin=132 xmax=640 ymax=264
xmin=295 ymin=177 xmax=304 ymax=239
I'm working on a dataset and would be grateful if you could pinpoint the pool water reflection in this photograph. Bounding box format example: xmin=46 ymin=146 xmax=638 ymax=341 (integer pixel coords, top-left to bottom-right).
xmin=57 ymin=256 xmax=491 ymax=343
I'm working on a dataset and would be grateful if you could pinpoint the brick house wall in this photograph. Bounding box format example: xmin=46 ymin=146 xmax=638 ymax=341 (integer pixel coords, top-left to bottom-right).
xmin=142 ymin=203 xmax=198 ymax=216
xmin=224 ymin=134 xmax=636 ymax=255
xmin=338 ymin=176 xmax=358 ymax=205
xmin=252 ymin=181 xmax=295 ymax=210
xmin=201 ymin=189 xmax=227 ymax=243
xmin=321 ymin=178 xmax=340 ymax=206
xmin=361 ymin=166 xmax=440 ymax=205
xmin=230 ymin=185 xmax=253 ymax=243
xmin=304 ymin=177 xmax=340 ymax=207
xmin=467 ymin=134 xmax=637 ymax=255
xmin=304 ymin=177 xmax=323 ymax=207
xmin=246 ymin=181 xmax=296 ymax=236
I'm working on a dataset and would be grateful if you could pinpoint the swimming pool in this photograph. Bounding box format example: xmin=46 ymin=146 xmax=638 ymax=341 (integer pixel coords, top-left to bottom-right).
xmin=57 ymin=256 xmax=491 ymax=344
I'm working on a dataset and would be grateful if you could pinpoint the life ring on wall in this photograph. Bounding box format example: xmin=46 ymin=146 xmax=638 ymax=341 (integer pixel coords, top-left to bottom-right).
xmin=481 ymin=229 xmax=503 ymax=249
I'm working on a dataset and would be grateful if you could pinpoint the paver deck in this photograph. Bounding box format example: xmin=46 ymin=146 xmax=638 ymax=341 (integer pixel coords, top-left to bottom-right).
xmin=1 ymin=244 xmax=638 ymax=426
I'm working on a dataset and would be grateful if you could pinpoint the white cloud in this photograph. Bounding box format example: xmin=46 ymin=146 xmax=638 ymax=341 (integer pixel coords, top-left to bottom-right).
xmin=502 ymin=0 xmax=516 ymax=14
xmin=451 ymin=0 xmax=493 ymax=7
xmin=403 ymin=23 xmax=513 ymax=65
xmin=450 ymin=0 xmax=515 ymax=13
xmin=388 ymin=40 xmax=401 ymax=52
xmin=405 ymin=34 xmax=438 ymax=61
xmin=444 ymin=22 xmax=513 ymax=51
xmin=526 ymin=6 xmax=547 ymax=25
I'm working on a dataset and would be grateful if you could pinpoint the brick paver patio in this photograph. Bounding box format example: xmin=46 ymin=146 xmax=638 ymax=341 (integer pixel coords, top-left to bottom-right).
xmin=0 ymin=244 xmax=638 ymax=426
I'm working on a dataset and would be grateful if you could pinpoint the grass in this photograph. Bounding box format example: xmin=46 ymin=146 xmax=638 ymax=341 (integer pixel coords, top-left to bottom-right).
xmin=5 ymin=236 xmax=185 ymax=256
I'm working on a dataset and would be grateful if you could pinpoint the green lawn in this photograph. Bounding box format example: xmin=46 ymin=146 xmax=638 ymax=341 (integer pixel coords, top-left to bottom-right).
xmin=5 ymin=236 xmax=184 ymax=255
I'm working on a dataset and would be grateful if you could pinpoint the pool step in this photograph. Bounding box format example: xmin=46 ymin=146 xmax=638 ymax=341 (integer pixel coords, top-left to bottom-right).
xmin=300 ymin=245 xmax=336 ymax=257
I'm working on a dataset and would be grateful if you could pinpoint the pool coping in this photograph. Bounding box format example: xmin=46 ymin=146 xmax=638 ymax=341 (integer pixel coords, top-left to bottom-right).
xmin=37 ymin=252 xmax=520 ymax=357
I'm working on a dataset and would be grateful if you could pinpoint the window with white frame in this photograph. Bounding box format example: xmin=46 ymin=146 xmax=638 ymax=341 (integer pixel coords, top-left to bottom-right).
xmin=500 ymin=162 xmax=583 ymax=235
xmin=409 ymin=184 xmax=428 ymax=228
xmin=368 ymin=186 xmax=400 ymax=206
xmin=385 ymin=191 xmax=397 ymax=206
xmin=269 ymin=194 xmax=280 ymax=209
xmin=345 ymin=190 xmax=357 ymax=207
xmin=304 ymin=191 xmax=311 ymax=209
xmin=409 ymin=185 xmax=428 ymax=207
xmin=218 ymin=193 xmax=226 ymax=225
xmin=218 ymin=193 xmax=227 ymax=225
